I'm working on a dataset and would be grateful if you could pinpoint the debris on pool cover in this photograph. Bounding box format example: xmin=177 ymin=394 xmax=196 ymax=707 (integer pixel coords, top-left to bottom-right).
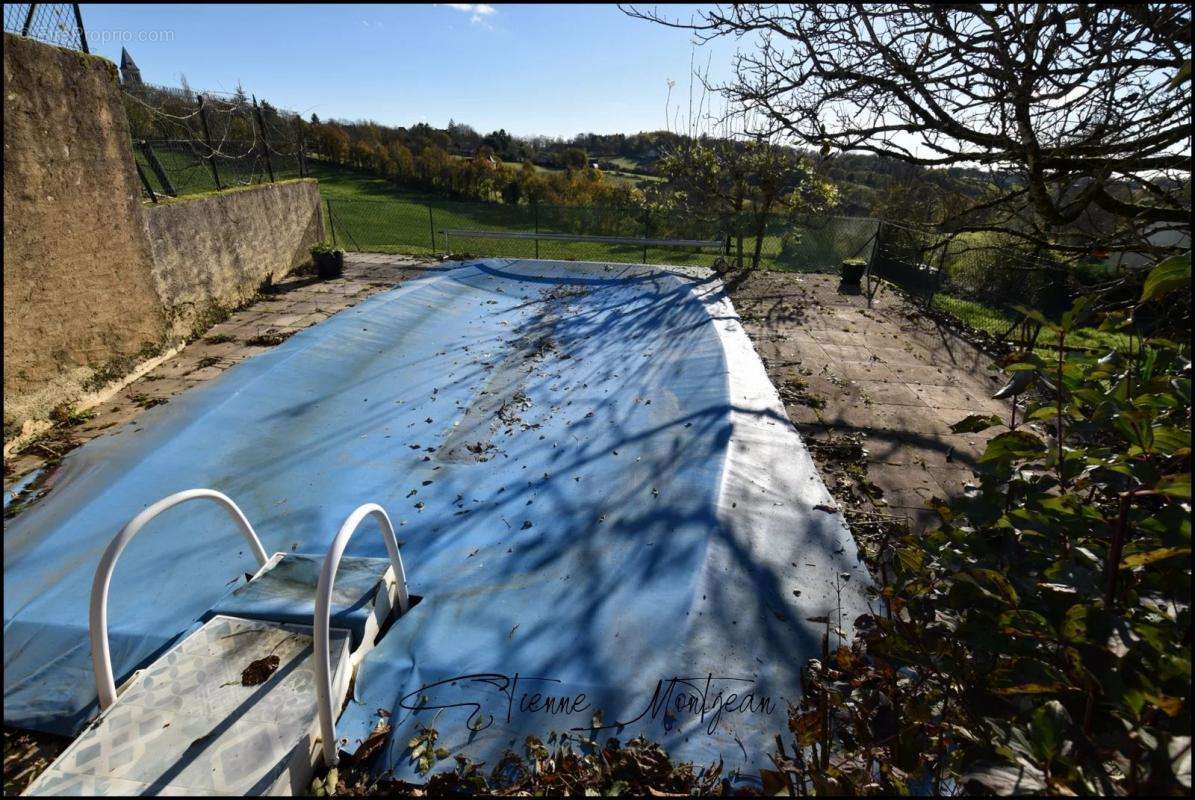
xmin=3 ymin=259 xmax=872 ymax=778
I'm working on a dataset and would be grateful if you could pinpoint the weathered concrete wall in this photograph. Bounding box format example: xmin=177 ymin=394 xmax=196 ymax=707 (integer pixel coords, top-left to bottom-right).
xmin=3 ymin=36 xmax=326 ymax=443
xmin=2 ymin=33 xmax=167 ymax=412
xmin=142 ymin=180 xmax=324 ymax=335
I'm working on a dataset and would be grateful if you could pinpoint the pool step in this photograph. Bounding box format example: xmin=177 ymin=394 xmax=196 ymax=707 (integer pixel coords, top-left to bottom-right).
xmin=208 ymin=552 xmax=401 ymax=656
xmin=24 ymin=616 xmax=352 ymax=796
xmin=22 ymin=490 xmax=411 ymax=796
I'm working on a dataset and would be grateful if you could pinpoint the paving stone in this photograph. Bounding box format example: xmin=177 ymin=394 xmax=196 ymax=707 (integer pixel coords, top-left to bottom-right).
xmin=926 ymin=466 xmax=976 ymax=498
xmin=910 ymin=384 xmax=1008 ymax=413
xmin=835 ymin=361 xmax=903 ymax=382
xmin=817 ymin=343 xmax=878 ymax=363
xmin=880 ymin=364 xmax=967 ymax=387
xmin=853 ymin=381 xmax=926 ymax=407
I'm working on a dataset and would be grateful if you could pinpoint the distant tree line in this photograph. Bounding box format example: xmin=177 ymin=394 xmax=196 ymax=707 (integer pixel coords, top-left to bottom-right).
xmin=302 ymin=116 xmax=646 ymax=208
xmin=122 ymin=73 xmax=1022 ymax=268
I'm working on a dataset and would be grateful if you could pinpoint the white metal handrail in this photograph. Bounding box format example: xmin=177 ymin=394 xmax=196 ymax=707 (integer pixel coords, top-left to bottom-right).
xmin=89 ymin=489 xmax=271 ymax=709
xmin=314 ymin=503 xmax=408 ymax=766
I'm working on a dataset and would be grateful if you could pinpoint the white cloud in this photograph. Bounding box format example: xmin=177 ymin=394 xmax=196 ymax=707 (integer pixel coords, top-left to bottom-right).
xmin=442 ymin=4 xmax=497 ymax=25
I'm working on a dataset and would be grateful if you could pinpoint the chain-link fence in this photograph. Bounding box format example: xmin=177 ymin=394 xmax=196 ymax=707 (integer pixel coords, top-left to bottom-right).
xmin=323 ymin=193 xmax=880 ymax=271
xmin=323 ymin=191 xmax=1109 ymax=350
xmin=868 ymin=220 xmax=1093 ymax=347
xmin=322 ymin=197 xmax=722 ymax=265
xmin=4 ymin=4 xmax=88 ymax=51
xmin=123 ymin=82 xmax=308 ymax=201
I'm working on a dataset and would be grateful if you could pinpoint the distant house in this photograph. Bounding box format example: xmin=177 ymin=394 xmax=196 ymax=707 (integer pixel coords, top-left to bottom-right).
xmin=120 ymin=48 xmax=142 ymax=88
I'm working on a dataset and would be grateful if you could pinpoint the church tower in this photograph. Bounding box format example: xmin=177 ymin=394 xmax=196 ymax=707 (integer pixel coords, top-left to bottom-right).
xmin=120 ymin=48 xmax=142 ymax=88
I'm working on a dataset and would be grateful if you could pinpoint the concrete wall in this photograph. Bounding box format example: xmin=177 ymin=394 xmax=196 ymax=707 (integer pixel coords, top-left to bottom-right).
xmin=144 ymin=180 xmax=325 ymax=335
xmin=3 ymin=34 xmax=324 ymax=439
xmin=2 ymin=33 xmax=167 ymax=407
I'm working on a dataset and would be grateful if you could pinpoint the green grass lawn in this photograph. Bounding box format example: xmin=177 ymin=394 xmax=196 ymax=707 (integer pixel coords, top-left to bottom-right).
xmin=144 ymin=155 xmax=1120 ymax=354
xmin=309 ymin=161 xmax=726 ymax=265
xmin=135 ymin=144 xmax=302 ymax=197
xmin=931 ymin=293 xmax=1132 ymax=354
xmin=307 ymin=161 xmax=881 ymax=271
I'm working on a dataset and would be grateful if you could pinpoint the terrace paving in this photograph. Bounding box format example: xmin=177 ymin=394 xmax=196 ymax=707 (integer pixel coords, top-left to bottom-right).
xmin=726 ymin=270 xmax=1010 ymax=528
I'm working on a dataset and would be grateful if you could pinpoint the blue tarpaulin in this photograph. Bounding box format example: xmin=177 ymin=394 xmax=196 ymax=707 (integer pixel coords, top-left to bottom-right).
xmin=3 ymin=260 xmax=872 ymax=777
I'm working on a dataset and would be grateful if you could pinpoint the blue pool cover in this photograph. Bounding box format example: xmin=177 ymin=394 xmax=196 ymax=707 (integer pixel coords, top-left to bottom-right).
xmin=3 ymin=259 xmax=872 ymax=778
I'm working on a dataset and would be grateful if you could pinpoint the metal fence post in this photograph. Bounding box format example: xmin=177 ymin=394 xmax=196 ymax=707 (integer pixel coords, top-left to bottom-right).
xmin=533 ymin=200 xmax=540 ymax=259
xmin=72 ymin=4 xmax=89 ymax=52
xmin=427 ymin=203 xmax=436 ymax=254
xmin=927 ymin=234 xmax=949 ymax=308
xmin=293 ymin=118 xmax=308 ymax=178
xmin=253 ymin=96 xmax=275 ymax=183
xmin=21 ymin=4 xmax=36 ymax=35
xmin=196 ymin=95 xmax=223 ymax=190
xmin=140 ymin=141 xmax=176 ymax=197
xmin=864 ymin=220 xmax=883 ymax=307
xmin=326 ymin=197 xmax=338 ymax=247
xmin=135 ymin=162 xmax=158 ymax=203
xmin=642 ymin=207 xmax=650 ymax=264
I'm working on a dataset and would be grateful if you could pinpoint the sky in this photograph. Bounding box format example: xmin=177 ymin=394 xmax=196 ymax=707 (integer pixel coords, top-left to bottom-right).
xmin=79 ymin=3 xmax=740 ymax=139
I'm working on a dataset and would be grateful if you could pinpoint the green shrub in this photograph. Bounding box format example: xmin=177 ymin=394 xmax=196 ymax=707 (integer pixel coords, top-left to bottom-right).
xmin=779 ymin=254 xmax=1191 ymax=795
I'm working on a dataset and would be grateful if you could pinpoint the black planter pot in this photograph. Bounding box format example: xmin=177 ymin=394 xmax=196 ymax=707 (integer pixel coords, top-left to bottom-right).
xmin=840 ymin=260 xmax=866 ymax=286
xmin=316 ymin=250 xmax=344 ymax=279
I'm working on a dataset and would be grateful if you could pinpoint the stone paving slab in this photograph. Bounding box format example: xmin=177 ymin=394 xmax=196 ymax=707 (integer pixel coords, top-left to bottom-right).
xmin=726 ymin=271 xmax=1010 ymax=526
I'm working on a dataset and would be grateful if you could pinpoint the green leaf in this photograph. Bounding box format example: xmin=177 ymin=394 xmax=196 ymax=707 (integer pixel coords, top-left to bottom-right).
xmin=1025 ymin=405 xmax=1063 ymax=422
xmin=993 ymin=370 xmax=1037 ymax=399
xmin=896 ymin=547 xmax=924 ymax=574
xmin=1031 ymin=700 xmax=1072 ymax=760
xmin=1060 ymin=295 xmax=1097 ymax=331
xmin=1140 ymin=252 xmax=1191 ymax=304
xmin=1061 ymin=604 xmax=1088 ymax=642
xmin=999 ymin=609 xmax=1056 ymax=639
xmin=1151 ymin=427 xmax=1191 ymax=456
xmin=1146 ymin=693 xmax=1184 ymax=718
xmin=1013 ymin=304 xmax=1057 ymax=329
xmin=962 ymin=761 xmax=1047 ymax=794
xmin=980 ymin=430 xmax=1048 ymax=463
xmin=1120 ymin=547 xmax=1191 ymax=569
xmin=950 ymin=413 xmax=1005 ymax=434
xmin=970 ymin=568 xmax=1019 ymax=604
xmin=1156 ymin=473 xmax=1191 ymax=499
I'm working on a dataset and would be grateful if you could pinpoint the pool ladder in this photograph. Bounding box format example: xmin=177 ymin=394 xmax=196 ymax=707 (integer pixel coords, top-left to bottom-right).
xmin=88 ymin=489 xmax=408 ymax=768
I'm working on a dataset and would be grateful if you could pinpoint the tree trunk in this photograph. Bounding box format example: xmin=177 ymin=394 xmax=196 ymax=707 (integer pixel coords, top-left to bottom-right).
xmin=750 ymin=192 xmax=778 ymax=270
xmin=731 ymin=189 xmax=746 ymax=269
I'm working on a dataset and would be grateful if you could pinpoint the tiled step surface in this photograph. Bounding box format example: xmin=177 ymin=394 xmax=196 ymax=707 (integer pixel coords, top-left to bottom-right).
xmin=208 ymin=554 xmax=396 ymax=650
xmin=25 ymin=616 xmax=350 ymax=796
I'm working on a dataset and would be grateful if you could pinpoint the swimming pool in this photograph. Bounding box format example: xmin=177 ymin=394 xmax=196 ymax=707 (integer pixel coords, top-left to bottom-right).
xmin=3 ymin=259 xmax=872 ymax=776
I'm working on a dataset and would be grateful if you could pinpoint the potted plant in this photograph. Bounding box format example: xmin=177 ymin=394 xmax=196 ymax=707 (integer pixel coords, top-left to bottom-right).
xmin=840 ymin=257 xmax=867 ymax=286
xmin=311 ymin=243 xmax=344 ymax=279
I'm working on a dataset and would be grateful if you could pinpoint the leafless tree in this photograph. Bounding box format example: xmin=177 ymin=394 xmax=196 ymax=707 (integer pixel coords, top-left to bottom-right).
xmin=623 ymin=4 xmax=1191 ymax=258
